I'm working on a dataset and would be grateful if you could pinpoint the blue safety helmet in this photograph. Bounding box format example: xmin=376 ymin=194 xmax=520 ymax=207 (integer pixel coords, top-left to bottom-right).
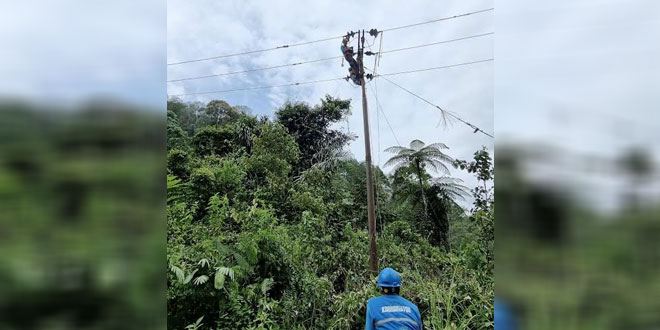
xmin=377 ymin=267 xmax=401 ymax=288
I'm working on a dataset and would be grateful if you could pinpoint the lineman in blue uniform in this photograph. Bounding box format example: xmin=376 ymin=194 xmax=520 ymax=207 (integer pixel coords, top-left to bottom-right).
xmin=365 ymin=268 xmax=422 ymax=330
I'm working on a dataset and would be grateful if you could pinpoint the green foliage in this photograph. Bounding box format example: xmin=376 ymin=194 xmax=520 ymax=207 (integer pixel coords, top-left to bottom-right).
xmin=192 ymin=126 xmax=236 ymax=158
xmin=275 ymin=95 xmax=353 ymax=173
xmin=454 ymin=146 xmax=494 ymax=213
xmin=0 ymin=103 xmax=165 ymax=330
xmin=385 ymin=139 xmax=459 ymax=250
xmin=168 ymin=148 xmax=189 ymax=179
xmin=167 ymin=97 xmax=493 ymax=329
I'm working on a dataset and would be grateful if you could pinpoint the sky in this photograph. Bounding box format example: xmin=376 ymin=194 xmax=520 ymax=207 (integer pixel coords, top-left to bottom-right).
xmin=0 ymin=0 xmax=166 ymax=109
xmin=167 ymin=0 xmax=495 ymax=206
xmin=4 ymin=0 xmax=656 ymax=212
xmin=495 ymin=0 xmax=660 ymax=212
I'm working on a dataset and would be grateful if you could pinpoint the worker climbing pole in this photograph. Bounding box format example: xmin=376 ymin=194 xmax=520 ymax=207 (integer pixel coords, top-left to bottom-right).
xmin=339 ymin=28 xmax=381 ymax=274
xmin=341 ymin=31 xmax=361 ymax=85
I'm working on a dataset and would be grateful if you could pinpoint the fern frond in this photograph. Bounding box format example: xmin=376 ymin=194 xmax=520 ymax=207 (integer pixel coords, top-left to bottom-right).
xmin=170 ymin=265 xmax=185 ymax=283
xmin=193 ymin=275 xmax=209 ymax=285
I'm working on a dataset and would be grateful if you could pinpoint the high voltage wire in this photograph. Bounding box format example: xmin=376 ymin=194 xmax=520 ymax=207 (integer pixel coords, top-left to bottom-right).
xmin=167 ymin=35 xmax=342 ymax=66
xmin=167 ymin=56 xmax=341 ymax=82
xmin=379 ymin=32 xmax=493 ymax=55
xmin=170 ymin=58 xmax=492 ymax=97
xmin=375 ymin=58 xmax=493 ymax=77
xmin=167 ymin=32 xmax=493 ymax=83
xmin=381 ymin=8 xmax=493 ymax=32
xmin=376 ymin=74 xmax=494 ymax=138
xmin=368 ymin=80 xmax=401 ymax=146
xmin=167 ymin=7 xmax=493 ymax=66
xmin=169 ymin=77 xmax=344 ymax=97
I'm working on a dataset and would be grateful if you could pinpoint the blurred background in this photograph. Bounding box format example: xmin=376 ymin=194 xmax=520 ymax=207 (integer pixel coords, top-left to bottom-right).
xmin=0 ymin=1 xmax=166 ymax=329
xmin=495 ymin=0 xmax=660 ymax=329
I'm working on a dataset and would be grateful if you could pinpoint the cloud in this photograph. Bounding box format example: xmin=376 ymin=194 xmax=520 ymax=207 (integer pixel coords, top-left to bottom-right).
xmin=0 ymin=0 xmax=166 ymax=107
xmin=495 ymin=0 xmax=660 ymax=210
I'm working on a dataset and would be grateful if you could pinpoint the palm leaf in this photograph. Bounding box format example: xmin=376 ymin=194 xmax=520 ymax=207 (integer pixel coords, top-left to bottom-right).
xmin=193 ymin=275 xmax=209 ymax=285
xmin=183 ymin=269 xmax=198 ymax=284
xmin=170 ymin=265 xmax=185 ymax=283
xmin=214 ymin=270 xmax=226 ymax=289
xmin=423 ymin=142 xmax=449 ymax=150
xmin=409 ymin=139 xmax=426 ymax=150
xmin=384 ymin=145 xmax=410 ymax=154
xmin=427 ymin=159 xmax=450 ymax=175
xmin=383 ymin=154 xmax=411 ymax=168
xmin=197 ymin=258 xmax=210 ymax=268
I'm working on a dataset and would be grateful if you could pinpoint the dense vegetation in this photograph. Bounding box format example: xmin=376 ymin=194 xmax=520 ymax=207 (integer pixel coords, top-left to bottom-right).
xmin=167 ymin=96 xmax=494 ymax=329
xmin=496 ymin=146 xmax=660 ymax=330
xmin=0 ymin=102 xmax=164 ymax=330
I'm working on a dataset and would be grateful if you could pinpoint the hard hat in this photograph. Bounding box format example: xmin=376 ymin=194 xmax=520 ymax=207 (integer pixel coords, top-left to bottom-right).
xmin=377 ymin=267 xmax=401 ymax=287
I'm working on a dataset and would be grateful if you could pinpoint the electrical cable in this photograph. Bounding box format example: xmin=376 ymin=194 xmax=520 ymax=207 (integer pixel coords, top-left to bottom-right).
xmin=375 ymin=74 xmax=494 ymax=138
xmin=167 ymin=33 xmax=492 ymax=83
xmin=167 ymin=8 xmax=493 ymax=66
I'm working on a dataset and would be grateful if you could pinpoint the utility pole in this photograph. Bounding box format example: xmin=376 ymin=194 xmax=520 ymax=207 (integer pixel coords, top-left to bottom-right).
xmin=357 ymin=29 xmax=378 ymax=275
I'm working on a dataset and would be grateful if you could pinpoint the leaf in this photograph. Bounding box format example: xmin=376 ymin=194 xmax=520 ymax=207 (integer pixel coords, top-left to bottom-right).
xmin=170 ymin=265 xmax=185 ymax=283
xmin=214 ymin=270 xmax=226 ymax=289
xmin=409 ymin=139 xmax=426 ymax=150
xmin=197 ymin=258 xmax=210 ymax=268
xmin=261 ymin=278 xmax=274 ymax=295
xmin=193 ymin=275 xmax=209 ymax=285
xmin=183 ymin=269 xmax=198 ymax=284
xmin=217 ymin=266 xmax=235 ymax=281
xmin=185 ymin=316 xmax=204 ymax=330
xmin=195 ymin=316 xmax=204 ymax=325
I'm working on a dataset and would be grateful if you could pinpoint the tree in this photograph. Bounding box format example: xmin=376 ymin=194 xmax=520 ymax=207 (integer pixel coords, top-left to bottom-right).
xmin=200 ymin=100 xmax=243 ymax=127
xmin=275 ymin=95 xmax=353 ymax=173
xmin=454 ymin=146 xmax=493 ymax=213
xmin=432 ymin=176 xmax=471 ymax=203
xmin=167 ymin=110 xmax=188 ymax=151
xmin=454 ymin=147 xmax=494 ymax=260
xmin=165 ymin=98 xmax=494 ymax=329
xmin=618 ymin=146 xmax=653 ymax=209
xmin=385 ymin=139 xmax=454 ymax=213
xmin=191 ymin=126 xmax=235 ymax=158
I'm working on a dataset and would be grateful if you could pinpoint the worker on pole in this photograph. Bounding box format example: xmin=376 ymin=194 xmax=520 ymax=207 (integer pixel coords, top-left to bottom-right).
xmin=341 ymin=36 xmax=361 ymax=85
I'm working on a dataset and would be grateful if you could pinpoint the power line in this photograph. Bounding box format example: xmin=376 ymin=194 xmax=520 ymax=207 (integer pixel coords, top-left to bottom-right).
xmin=375 ymin=74 xmax=494 ymax=138
xmin=381 ymin=8 xmax=494 ymax=32
xmin=167 ymin=8 xmax=494 ymax=66
xmin=168 ymin=33 xmax=493 ymax=83
xmin=169 ymin=77 xmax=344 ymax=97
xmin=368 ymin=80 xmax=401 ymax=146
xmin=375 ymin=58 xmax=493 ymax=77
xmin=167 ymin=56 xmax=341 ymax=82
xmin=167 ymin=35 xmax=343 ymax=66
xmin=378 ymin=32 xmax=493 ymax=55
xmin=171 ymin=58 xmax=493 ymax=97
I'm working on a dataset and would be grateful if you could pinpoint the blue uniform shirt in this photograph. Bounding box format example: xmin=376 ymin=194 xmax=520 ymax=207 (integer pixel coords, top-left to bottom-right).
xmin=365 ymin=294 xmax=422 ymax=330
xmin=495 ymin=298 xmax=517 ymax=330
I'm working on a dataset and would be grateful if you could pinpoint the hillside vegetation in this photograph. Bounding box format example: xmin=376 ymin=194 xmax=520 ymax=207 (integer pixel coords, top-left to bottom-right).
xmin=167 ymin=96 xmax=494 ymax=329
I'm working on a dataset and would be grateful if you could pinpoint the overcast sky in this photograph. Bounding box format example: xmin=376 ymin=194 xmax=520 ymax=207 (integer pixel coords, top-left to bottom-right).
xmin=0 ymin=0 xmax=165 ymax=108
xmin=167 ymin=0 xmax=495 ymax=205
xmin=496 ymin=0 xmax=660 ymax=211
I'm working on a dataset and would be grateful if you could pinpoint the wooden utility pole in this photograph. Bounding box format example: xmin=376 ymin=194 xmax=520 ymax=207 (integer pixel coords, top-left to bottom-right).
xmin=357 ymin=29 xmax=378 ymax=275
